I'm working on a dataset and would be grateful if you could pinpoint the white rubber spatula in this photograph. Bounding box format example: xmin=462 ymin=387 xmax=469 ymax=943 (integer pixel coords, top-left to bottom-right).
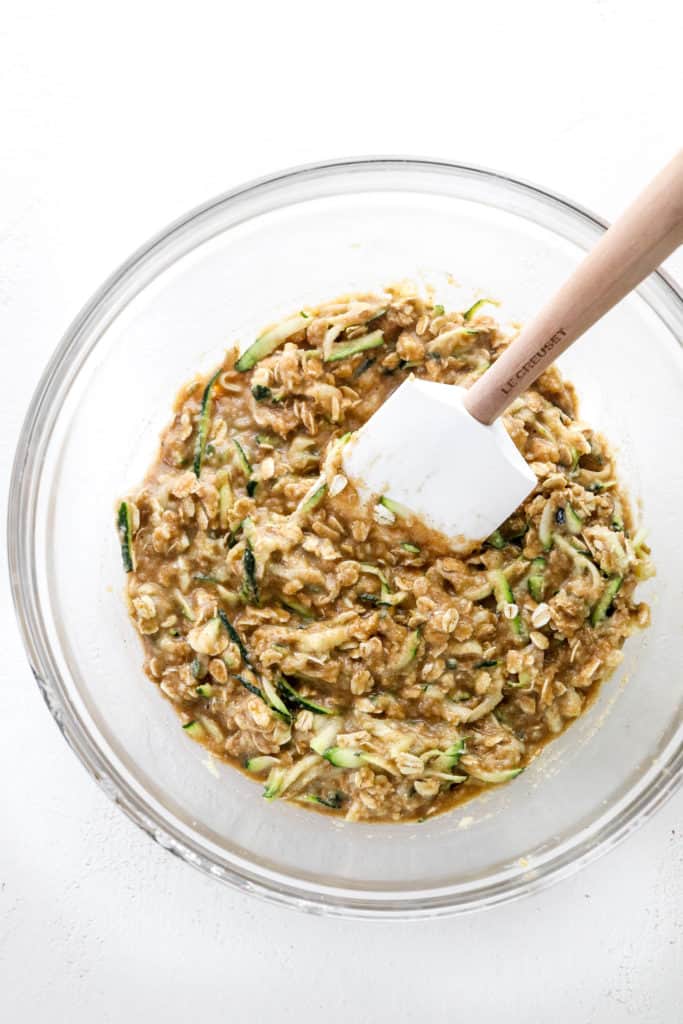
xmin=343 ymin=150 xmax=683 ymax=545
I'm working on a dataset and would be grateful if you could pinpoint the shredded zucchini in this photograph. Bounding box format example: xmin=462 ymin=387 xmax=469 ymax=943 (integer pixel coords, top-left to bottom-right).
xmin=538 ymin=502 xmax=555 ymax=550
xmin=233 ymin=439 xmax=252 ymax=478
xmin=565 ymin=504 xmax=583 ymax=535
xmin=242 ymin=543 xmax=259 ymax=605
xmin=193 ymin=369 xmax=221 ymax=477
xmin=236 ymin=673 xmax=291 ymax=723
xmin=174 ymin=590 xmax=195 ymax=621
xmin=379 ymin=495 xmax=412 ymax=519
xmin=261 ymin=676 xmax=292 ymax=720
xmin=182 ymin=720 xmax=205 ymax=740
xmin=199 ymin=715 xmax=224 ymax=743
xmin=492 ymin=570 xmax=525 ymax=637
xmin=291 ymin=619 xmax=361 ymax=655
xmin=217 ymin=610 xmax=251 ymax=666
xmin=400 ymin=542 xmax=421 ymax=554
xmin=277 ymin=678 xmax=334 ymax=715
xmin=117 ymin=501 xmax=135 ymax=572
xmin=323 ymin=746 xmax=364 ymax=769
xmin=263 ymin=754 xmax=321 ymax=800
xmin=462 ymin=298 xmax=499 ymax=321
xmin=246 ymin=755 xmax=280 ymax=773
xmin=393 ymin=629 xmax=421 ymax=671
xmin=527 ymin=557 xmax=546 ymax=602
xmin=251 ymin=384 xmax=273 ymax=402
xmin=310 ymin=717 xmax=342 ymax=755
xmin=591 ymin=575 xmax=622 ymax=626
xmin=236 ymin=315 xmax=308 ymax=372
xmin=486 ymin=528 xmax=507 ymax=550
xmin=323 ymin=329 xmax=385 ymax=363
xmin=301 ymin=482 xmax=327 ymax=513
xmin=465 ymin=766 xmax=523 ymax=784
xmin=553 ymin=534 xmax=602 ymax=591
xmin=424 ymin=739 xmax=465 ymax=773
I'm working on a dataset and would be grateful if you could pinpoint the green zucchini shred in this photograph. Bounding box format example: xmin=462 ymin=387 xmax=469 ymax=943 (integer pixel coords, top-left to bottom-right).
xmin=261 ymin=677 xmax=292 ymax=721
xmin=117 ymin=501 xmax=135 ymax=572
xmin=379 ymin=495 xmax=412 ymax=519
xmin=236 ymin=674 xmax=263 ymax=700
xmin=503 ymin=520 xmax=529 ymax=543
xmin=217 ymin=481 xmax=233 ymax=529
xmin=463 ymin=298 xmax=499 ymax=321
xmin=190 ymin=658 xmax=207 ymax=680
xmin=591 ymin=575 xmax=622 ymax=626
xmin=242 ymin=544 xmax=259 ymax=605
xmin=277 ymin=677 xmax=334 ymax=715
xmin=193 ymin=369 xmax=221 ymax=477
xmin=538 ymin=501 xmax=555 ymax=550
xmin=263 ymin=754 xmax=320 ymax=800
xmin=301 ymin=482 xmax=327 ymax=513
xmin=323 ymin=329 xmax=385 ymax=364
xmin=245 ymin=755 xmax=280 ymax=773
xmin=426 ymin=739 xmax=465 ymax=773
xmin=217 ymin=610 xmax=251 ymax=666
xmin=233 ymin=439 xmax=252 ymax=477
xmin=527 ymin=557 xmax=546 ymax=602
xmin=182 ymin=720 xmax=205 ymax=739
xmin=236 ymin=673 xmax=290 ymax=722
xmin=393 ymin=629 xmax=421 ymax=671
xmin=174 ymin=591 xmax=195 ymax=621
xmin=322 ymin=747 xmax=396 ymax=775
xmin=465 ymin=766 xmax=523 ymax=784
xmin=486 ymin=529 xmax=507 ymax=550
xmin=359 ymin=562 xmax=391 ymax=593
xmin=323 ymin=747 xmax=365 ymax=769
xmin=256 ymin=433 xmax=279 ymax=448
xmin=236 ymin=314 xmax=308 ymax=372
xmin=565 ymin=504 xmax=583 ymax=535
xmin=263 ymin=767 xmax=287 ymax=800
xmin=492 ymin=569 xmax=526 ymax=638
xmin=310 ymin=718 xmax=343 ymax=755
xmin=401 ymin=542 xmax=421 ymax=554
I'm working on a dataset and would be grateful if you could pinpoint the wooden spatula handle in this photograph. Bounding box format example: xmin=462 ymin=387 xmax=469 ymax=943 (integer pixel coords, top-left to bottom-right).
xmin=464 ymin=150 xmax=683 ymax=425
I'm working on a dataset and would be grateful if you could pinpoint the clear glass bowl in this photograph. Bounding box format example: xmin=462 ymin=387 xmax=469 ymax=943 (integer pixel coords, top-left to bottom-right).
xmin=9 ymin=159 xmax=683 ymax=918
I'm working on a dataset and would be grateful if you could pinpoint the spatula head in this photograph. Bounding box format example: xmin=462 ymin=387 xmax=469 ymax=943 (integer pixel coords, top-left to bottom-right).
xmin=343 ymin=378 xmax=537 ymax=545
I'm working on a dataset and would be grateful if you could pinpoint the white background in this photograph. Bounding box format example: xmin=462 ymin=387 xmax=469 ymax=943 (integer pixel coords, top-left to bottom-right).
xmin=1 ymin=1 xmax=681 ymax=1021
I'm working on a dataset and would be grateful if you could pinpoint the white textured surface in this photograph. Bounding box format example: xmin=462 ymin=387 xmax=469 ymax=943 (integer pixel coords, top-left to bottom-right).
xmin=344 ymin=380 xmax=537 ymax=541
xmin=1 ymin=1 xmax=681 ymax=1020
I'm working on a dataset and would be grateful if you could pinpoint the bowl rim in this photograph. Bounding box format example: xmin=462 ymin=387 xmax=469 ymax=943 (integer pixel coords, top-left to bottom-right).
xmin=7 ymin=156 xmax=683 ymax=919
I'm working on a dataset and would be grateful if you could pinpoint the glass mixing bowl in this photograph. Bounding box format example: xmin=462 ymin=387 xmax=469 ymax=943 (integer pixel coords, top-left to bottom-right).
xmin=8 ymin=159 xmax=683 ymax=918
